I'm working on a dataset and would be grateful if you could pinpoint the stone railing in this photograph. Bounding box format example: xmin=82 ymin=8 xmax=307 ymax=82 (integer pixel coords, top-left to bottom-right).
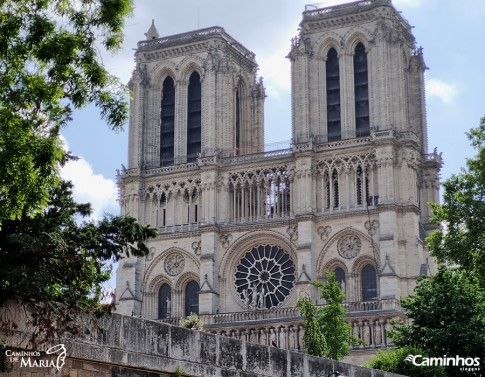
xmin=156 ymin=299 xmax=403 ymax=351
xmin=159 ymin=223 xmax=199 ymax=234
xmin=206 ymin=314 xmax=402 ymax=351
xmin=198 ymin=299 xmax=401 ymax=326
xmin=303 ymin=0 xmax=391 ymax=20
xmin=118 ymin=162 xmax=199 ymax=178
xmin=314 ymin=136 xmax=372 ymax=151
xmin=221 ymin=148 xmax=293 ymax=165
xmin=137 ymin=26 xmax=255 ymax=60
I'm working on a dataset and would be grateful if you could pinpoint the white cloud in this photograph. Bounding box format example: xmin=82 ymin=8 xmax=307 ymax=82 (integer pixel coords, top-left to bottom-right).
xmin=60 ymin=136 xmax=118 ymax=221
xmin=426 ymin=79 xmax=458 ymax=104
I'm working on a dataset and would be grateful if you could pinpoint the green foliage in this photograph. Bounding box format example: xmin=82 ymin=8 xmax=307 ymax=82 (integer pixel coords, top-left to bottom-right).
xmin=179 ymin=313 xmax=204 ymax=331
xmin=0 ymin=0 xmax=133 ymax=223
xmin=0 ymin=339 xmax=13 ymax=373
xmin=297 ymin=271 xmax=360 ymax=360
xmin=0 ymin=181 xmax=157 ymax=344
xmin=427 ymin=116 xmax=485 ymax=286
xmin=172 ymin=365 xmax=185 ymax=377
xmin=366 ymin=346 xmax=446 ymax=377
xmin=390 ymin=267 xmax=485 ymax=377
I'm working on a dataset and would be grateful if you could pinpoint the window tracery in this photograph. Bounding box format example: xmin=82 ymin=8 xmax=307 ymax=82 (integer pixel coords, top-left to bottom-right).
xmin=234 ymin=244 xmax=295 ymax=310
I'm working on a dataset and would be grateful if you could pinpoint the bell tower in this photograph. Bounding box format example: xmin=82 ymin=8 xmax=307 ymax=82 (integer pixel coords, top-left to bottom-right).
xmin=127 ymin=25 xmax=265 ymax=170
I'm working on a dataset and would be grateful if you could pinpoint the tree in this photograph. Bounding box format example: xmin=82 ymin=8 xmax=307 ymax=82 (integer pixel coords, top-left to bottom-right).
xmin=390 ymin=267 xmax=485 ymax=377
xmin=366 ymin=346 xmax=446 ymax=377
xmin=0 ymin=0 xmax=132 ymax=223
xmin=0 ymin=181 xmax=157 ymax=345
xmin=427 ymin=116 xmax=485 ymax=286
xmin=297 ymin=271 xmax=360 ymax=360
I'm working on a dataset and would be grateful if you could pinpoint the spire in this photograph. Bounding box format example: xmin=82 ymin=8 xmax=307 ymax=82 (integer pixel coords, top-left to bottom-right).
xmin=144 ymin=19 xmax=159 ymax=40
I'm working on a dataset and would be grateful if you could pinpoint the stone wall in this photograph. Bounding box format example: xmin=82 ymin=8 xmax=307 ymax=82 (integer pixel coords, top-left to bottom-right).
xmin=4 ymin=314 xmax=406 ymax=377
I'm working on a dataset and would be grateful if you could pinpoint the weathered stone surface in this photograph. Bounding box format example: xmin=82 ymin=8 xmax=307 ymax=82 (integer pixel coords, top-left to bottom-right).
xmin=269 ymin=347 xmax=287 ymax=377
xmin=3 ymin=313 xmax=407 ymax=377
xmin=218 ymin=336 xmax=244 ymax=370
xmin=246 ymin=343 xmax=269 ymax=373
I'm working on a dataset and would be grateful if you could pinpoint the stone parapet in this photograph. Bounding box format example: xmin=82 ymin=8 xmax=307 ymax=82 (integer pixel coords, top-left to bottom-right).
xmin=4 ymin=313 xmax=407 ymax=377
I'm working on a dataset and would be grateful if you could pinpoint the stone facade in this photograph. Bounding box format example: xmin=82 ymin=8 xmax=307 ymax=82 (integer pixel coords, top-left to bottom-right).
xmin=116 ymin=0 xmax=441 ymax=362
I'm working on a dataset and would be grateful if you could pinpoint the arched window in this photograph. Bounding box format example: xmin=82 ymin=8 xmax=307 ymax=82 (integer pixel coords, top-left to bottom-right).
xmin=158 ymin=283 xmax=172 ymax=319
xmin=187 ymin=71 xmax=201 ymax=163
xmin=160 ymin=77 xmax=175 ymax=166
xmin=235 ymin=89 xmax=241 ymax=155
xmin=326 ymin=48 xmax=341 ymax=141
xmin=332 ymin=169 xmax=339 ymax=208
xmin=334 ymin=267 xmax=346 ymax=291
xmin=354 ymin=43 xmax=370 ymax=137
xmin=361 ymin=264 xmax=377 ymax=301
xmin=356 ymin=166 xmax=363 ymax=205
xmin=185 ymin=280 xmax=199 ymax=316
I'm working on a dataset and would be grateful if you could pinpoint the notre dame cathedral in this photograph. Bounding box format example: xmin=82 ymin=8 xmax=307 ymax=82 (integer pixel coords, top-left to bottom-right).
xmin=116 ymin=0 xmax=441 ymax=362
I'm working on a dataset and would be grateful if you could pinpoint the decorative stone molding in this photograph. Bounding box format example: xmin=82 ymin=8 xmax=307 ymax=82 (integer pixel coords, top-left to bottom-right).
xmin=219 ymin=233 xmax=233 ymax=249
xmin=164 ymin=253 xmax=185 ymax=276
xmin=317 ymin=225 xmax=332 ymax=243
xmin=286 ymin=224 xmax=298 ymax=243
xmin=191 ymin=240 xmax=201 ymax=255
xmin=337 ymin=234 xmax=362 ymax=259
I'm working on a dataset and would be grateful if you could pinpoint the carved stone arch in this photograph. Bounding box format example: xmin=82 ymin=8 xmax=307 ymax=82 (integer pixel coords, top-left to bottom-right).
xmin=316 ymin=35 xmax=343 ymax=60
xmin=178 ymin=56 xmax=205 ymax=83
xmin=323 ymin=257 xmax=349 ymax=272
xmin=233 ymin=72 xmax=250 ymax=92
xmin=317 ymin=227 xmax=376 ymax=273
xmin=220 ymin=230 xmax=297 ymax=280
xmin=352 ymin=254 xmax=380 ymax=301
xmin=151 ymin=64 xmax=177 ymax=91
xmin=143 ymin=246 xmax=200 ymax=293
xmin=321 ymin=257 xmax=349 ymax=278
xmin=146 ymin=274 xmax=172 ymax=294
xmin=175 ymin=271 xmax=200 ymax=292
xmin=343 ymin=28 xmax=372 ymax=55
xmin=351 ymin=254 xmax=379 ymax=275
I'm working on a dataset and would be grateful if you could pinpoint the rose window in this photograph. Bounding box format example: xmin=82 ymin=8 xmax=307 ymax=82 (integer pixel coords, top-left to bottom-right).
xmin=337 ymin=234 xmax=362 ymax=259
xmin=234 ymin=244 xmax=295 ymax=309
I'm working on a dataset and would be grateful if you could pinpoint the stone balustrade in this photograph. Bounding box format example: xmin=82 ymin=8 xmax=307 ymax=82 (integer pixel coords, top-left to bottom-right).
xmin=157 ymin=299 xmax=404 ymax=352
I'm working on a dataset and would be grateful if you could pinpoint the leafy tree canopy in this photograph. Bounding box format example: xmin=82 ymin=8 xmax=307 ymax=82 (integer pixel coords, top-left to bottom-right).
xmin=0 ymin=181 xmax=157 ymax=343
xmin=427 ymin=116 xmax=485 ymax=286
xmin=390 ymin=267 xmax=485 ymax=377
xmin=0 ymin=0 xmax=132 ymax=223
xmin=297 ymin=271 xmax=360 ymax=360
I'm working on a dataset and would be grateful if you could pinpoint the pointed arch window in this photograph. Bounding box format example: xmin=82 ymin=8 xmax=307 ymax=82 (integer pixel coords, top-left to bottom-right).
xmin=160 ymin=77 xmax=175 ymax=166
xmin=187 ymin=72 xmax=201 ymax=163
xmin=361 ymin=264 xmax=377 ymax=301
xmin=235 ymin=89 xmax=241 ymax=155
xmin=354 ymin=43 xmax=370 ymax=137
xmin=158 ymin=283 xmax=172 ymax=319
xmin=185 ymin=280 xmax=199 ymax=316
xmin=334 ymin=267 xmax=346 ymax=290
xmin=326 ymin=48 xmax=341 ymax=141
xmin=332 ymin=169 xmax=339 ymax=209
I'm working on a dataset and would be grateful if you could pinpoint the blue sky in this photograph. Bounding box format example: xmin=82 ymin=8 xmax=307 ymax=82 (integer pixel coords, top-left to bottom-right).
xmin=61 ymin=0 xmax=485 ymax=223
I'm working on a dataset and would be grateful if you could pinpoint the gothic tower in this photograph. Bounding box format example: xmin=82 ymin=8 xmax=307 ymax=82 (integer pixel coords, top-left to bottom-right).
xmin=116 ymin=0 xmax=441 ymax=362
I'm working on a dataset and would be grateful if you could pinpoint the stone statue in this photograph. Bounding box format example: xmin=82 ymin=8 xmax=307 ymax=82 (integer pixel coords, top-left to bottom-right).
xmin=374 ymin=321 xmax=382 ymax=347
xmin=166 ymin=296 xmax=172 ymax=318
xmin=257 ymin=287 xmax=265 ymax=309
xmin=242 ymin=288 xmax=251 ymax=310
